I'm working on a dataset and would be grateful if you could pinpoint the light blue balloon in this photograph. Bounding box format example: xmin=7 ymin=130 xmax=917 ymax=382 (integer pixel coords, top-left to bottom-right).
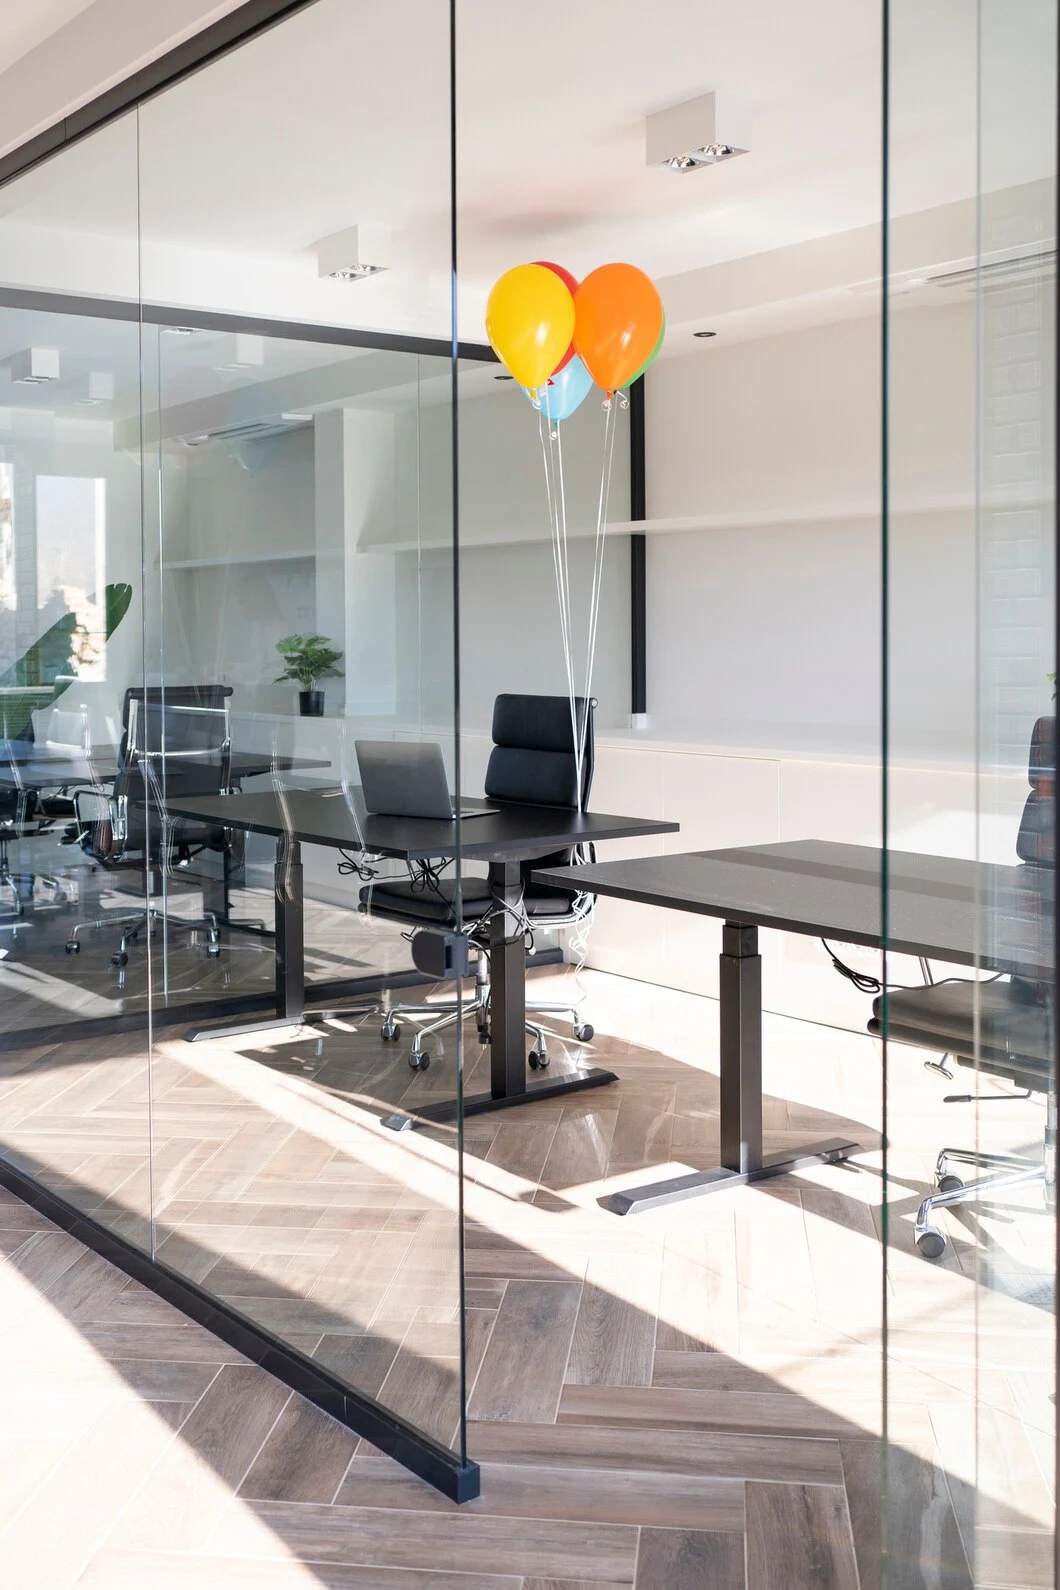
xmin=524 ymin=353 xmax=594 ymax=425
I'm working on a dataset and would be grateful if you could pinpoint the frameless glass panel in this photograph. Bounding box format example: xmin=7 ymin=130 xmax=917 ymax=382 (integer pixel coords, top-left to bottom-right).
xmin=138 ymin=0 xmax=466 ymax=1463
xmin=884 ymin=1 xmax=1057 ymax=1581
xmin=0 ymin=114 xmax=151 ymax=1247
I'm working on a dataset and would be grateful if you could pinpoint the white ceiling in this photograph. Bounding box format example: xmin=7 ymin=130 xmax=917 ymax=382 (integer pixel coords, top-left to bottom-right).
xmin=0 ymin=0 xmax=1053 ymax=346
xmin=0 ymin=0 xmax=96 ymax=76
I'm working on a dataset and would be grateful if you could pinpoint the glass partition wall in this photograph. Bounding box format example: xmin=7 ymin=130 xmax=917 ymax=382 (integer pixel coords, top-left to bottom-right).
xmin=0 ymin=0 xmax=476 ymax=1498
xmin=884 ymin=1 xmax=1058 ymax=1582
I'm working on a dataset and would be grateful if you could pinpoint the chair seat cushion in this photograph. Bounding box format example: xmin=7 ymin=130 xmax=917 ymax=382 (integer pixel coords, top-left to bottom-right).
xmin=870 ymin=979 xmax=1052 ymax=1088
xmin=362 ymin=874 xmax=580 ymax=926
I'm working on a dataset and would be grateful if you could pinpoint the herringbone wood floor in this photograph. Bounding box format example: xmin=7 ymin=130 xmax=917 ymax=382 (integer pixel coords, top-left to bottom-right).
xmin=0 ymin=963 xmax=1053 ymax=1589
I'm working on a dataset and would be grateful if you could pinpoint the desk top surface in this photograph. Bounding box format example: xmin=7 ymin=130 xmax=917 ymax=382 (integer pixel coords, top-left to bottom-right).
xmin=165 ymin=787 xmax=678 ymax=863
xmin=535 ymin=840 xmax=1053 ymax=974
xmin=0 ymin=749 xmax=327 ymax=786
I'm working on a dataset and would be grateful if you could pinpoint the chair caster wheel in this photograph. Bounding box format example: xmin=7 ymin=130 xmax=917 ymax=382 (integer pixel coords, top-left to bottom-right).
xmin=111 ymin=952 xmax=129 ymax=968
xmin=381 ymin=1023 xmax=401 ymax=1042
xmin=409 ymin=1051 xmax=430 ymax=1072
xmin=916 ymin=1228 xmax=947 ymax=1260
xmin=477 ymin=1027 xmax=491 ymax=1045
xmin=573 ymin=1023 xmax=594 ymax=1042
xmin=65 ymin=940 xmax=80 ymax=954
xmin=937 ymin=1174 xmax=964 ymax=1193
xmin=206 ymin=946 xmax=221 ymax=959
xmin=528 ymin=1050 xmax=550 ymax=1071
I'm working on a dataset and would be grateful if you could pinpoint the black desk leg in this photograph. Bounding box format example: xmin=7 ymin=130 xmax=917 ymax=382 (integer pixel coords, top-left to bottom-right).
xmin=185 ymin=835 xmax=307 ymax=1043
xmin=384 ymin=858 xmax=618 ymax=1130
xmin=604 ymin=918 xmax=858 ymax=1215
xmin=491 ymin=859 xmax=529 ymax=1103
xmin=719 ymin=923 xmax=764 ymax=1176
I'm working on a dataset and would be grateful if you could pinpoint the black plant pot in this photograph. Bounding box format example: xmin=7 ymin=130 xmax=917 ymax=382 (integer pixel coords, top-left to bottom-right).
xmin=298 ymin=690 xmax=324 ymax=717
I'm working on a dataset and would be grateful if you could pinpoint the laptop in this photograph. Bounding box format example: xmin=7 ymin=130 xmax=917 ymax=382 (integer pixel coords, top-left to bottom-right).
xmin=355 ymin=740 xmax=498 ymax=821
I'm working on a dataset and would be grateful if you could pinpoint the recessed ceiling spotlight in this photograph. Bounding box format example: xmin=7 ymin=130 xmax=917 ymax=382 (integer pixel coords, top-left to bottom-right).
xmin=161 ymin=325 xmax=200 ymax=336
xmin=693 ymin=330 xmax=717 ymax=339
xmin=316 ymin=224 xmax=391 ymax=281
xmin=646 ymin=91 xmax=750 ymax=174
xmin=494 ymin=373 xmax=514 ymax=381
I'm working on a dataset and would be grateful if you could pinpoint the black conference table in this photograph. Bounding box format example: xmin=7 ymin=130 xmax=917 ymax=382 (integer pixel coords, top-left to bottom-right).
xmin=166 ymin=786 xmax=678 ymax=1127
xmin=0 ymin=746 xmax=326 ymax=788
xmin=1 ymin=747 xmax=329 ymax=924
xmin=535 ymin=839 xmax=1053 ymax=1214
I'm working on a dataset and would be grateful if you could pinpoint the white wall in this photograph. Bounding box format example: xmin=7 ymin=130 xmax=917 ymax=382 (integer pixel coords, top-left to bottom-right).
xmin=642 ymin=297 xmax=1053 ymax=768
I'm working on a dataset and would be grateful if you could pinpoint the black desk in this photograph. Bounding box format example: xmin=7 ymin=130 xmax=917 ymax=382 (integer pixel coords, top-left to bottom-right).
xmin=166 ymin=787 xmax=677 ymax=1125
xmin=0 ymin=748 xmax=327 ymax=788
xmin=535 ymin=839 xmax=1053 ymax=1214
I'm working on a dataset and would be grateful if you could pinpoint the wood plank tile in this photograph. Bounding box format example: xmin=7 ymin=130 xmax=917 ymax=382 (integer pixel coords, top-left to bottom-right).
xmin=108 ymin=1360 xmax=221 ymax=1403
xmin=634 ymin=1527 xmax=746 ymax=1590
xmin=0 ymin=1436 xmax=75 ymax=1533
xmin=110 ymin=1365 xmax=291 ymax=1551
xmin=336 ymin=1455 xmax=744 ymax=1531
xmin=744 ymin=1483 xmax=858 ymax=1590
xmin=559 ymin=1383 xmax=868 ymax=1439
xmin=481 ymin=1121 xmax=558 ymax=1184
xmin=974 ymin=1526 xmax=1054 ymax=1587
xmin=565 ymin=1252 xmax=660 ymax=1388
xmin=524 ymin=1583 xmax=626 ymax=1590
xmin=239 ymin=1394 xmax=358 ymax=1504
xmin=467 ymin=1421 xmax=844 ymax=1485
xmin=311 ymin=1332 xmax=401 ymax=1396
xmin=0 ymin=1399 xmax=179 ymax=1590
xmin=840 ymin=1439 xmax=972 ymax=1590
xmin=468 ymin=1280 xmax=582 ymax=1423
xmin=656 ymin=1226 xmax=740 ymax=1354
xmin=77 ymin=1550 xmax=521 ymax=1589
xmin=537 ymin=1106 xmax=618 ymax=1191
xmin=208 ymin=1498 xmax=639 ymax=1582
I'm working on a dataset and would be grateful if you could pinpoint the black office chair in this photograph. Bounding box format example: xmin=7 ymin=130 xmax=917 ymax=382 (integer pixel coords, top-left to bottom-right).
xmin=65 ymin=686 xmax=237 ymax=968
xmin=358 ymin=693 xmax=598 ymax=1072
xmin=869 ymin=715 xmax=1055 ymax=1259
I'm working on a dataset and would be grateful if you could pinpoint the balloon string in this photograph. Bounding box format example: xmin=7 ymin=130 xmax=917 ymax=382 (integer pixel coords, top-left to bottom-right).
xmin=554 ymin=419 xmax=585 ymax=808
xmin=578 ymin=392 xmax=619 ymax=797
xmin=538 ymin=410 xmax=579 ymax=789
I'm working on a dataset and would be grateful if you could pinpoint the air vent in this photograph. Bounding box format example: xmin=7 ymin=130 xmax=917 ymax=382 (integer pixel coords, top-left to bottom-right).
xmin=925 ymin=249 xmax=1056 ymax=291
xmin=179 ymin=412 xmax=312 ymax=447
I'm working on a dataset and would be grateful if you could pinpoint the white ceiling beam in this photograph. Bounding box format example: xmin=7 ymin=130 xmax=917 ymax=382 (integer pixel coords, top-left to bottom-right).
xmin=0 ymin=0 xmax=248 ymax=160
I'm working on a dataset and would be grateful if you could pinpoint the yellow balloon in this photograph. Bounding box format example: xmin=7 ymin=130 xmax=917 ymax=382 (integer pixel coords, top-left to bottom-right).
xmin=486 ymin=263 xmax=575 ymax=391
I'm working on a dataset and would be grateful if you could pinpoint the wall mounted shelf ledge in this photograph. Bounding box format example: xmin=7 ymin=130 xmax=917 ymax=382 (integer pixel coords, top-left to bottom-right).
xmin=162 ymin=550 xmax=316 ymax=570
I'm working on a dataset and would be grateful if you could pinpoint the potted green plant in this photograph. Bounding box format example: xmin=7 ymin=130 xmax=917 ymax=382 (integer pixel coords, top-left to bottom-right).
xmin=274 ymin=633 xmax=343 ymax=716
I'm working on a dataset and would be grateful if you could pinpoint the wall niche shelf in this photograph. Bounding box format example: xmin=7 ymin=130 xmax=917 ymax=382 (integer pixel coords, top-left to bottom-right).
xmin=162 ymin=550 xmax=316 ymax=571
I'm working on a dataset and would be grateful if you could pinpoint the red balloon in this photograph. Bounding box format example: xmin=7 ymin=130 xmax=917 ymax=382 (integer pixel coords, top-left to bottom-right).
xmin=535 ymin=261 xmax=578 ymax=373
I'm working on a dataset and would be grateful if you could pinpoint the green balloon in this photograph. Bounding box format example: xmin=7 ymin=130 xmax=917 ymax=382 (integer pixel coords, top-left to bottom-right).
xmin=627 ymin=311 xmax=666 ymax=387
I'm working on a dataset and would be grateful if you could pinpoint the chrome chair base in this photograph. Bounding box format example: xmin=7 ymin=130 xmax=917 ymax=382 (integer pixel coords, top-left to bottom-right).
xmin=915 ymin=1100 xmax=1056 ymax=1259
xmin=65 ymin=907 xmax=223 ymax=968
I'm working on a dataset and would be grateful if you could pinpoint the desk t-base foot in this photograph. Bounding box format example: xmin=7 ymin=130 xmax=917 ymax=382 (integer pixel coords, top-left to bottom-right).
xmin=383 ymin=1065 xmax=617 ymax=1132
xmin=604 ymin=921 xmax=859 ymax=1215
xmin=603 ymin=1138 xmax=859 ymax=1214
xmin=383 ymin=858 xmax=619 ymax=1132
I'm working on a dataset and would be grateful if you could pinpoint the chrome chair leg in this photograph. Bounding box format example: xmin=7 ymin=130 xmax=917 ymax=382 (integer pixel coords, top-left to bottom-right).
xmin=915 ymin=1161 xmax=1046 ymax=1259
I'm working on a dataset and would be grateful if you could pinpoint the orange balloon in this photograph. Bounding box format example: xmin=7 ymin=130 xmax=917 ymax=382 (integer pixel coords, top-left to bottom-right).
xmin=573 ymin=263 xmax=664 ymax=392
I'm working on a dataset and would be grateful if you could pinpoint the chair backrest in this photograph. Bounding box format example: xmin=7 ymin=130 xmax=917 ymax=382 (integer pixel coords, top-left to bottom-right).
xmin=1016 ymin=715 xmax=1055 ymax=865
xmin=484 ymin=694 xmax=595 ymax=809
xmin=116 ymin=685 xmax=232 ymax=812
xmin=120 ymin=685 xmax=233 ymax=763
xmin=42 ymin=704 xmax=91 ymax=754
